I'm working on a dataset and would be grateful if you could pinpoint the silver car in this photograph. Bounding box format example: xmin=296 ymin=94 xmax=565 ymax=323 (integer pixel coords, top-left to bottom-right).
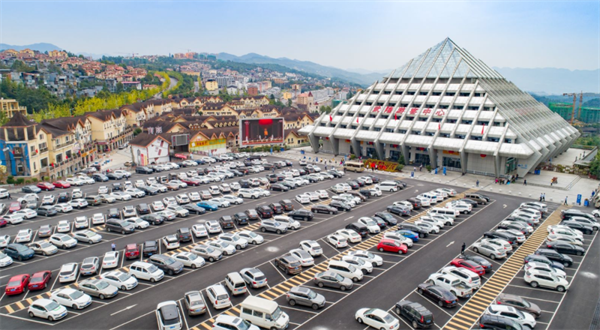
xmin=286 ymin=286 xmax=326 ymax=310
xmin=78 ymin=279 xmax=118 ymax=300
xmin=240 ymin=267 xmax=268 ymax=289
xmin=191 ymin=244 xmax=223 ymax=262
xmin=183 ymin=291 xmax=207 ymax=316
xmin=313 ymin=271 xmax=353 ymax=291
xmin=259 ymin=220 xmax=288 ymax=234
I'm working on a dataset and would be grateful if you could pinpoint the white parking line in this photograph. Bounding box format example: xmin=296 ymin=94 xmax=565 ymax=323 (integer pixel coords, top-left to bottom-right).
xmin=279 ymin=305 xmax=319 ymax=315
xmin=270 ymin=262 xmax=289 ymax=281
xmin=310 ymin=286 xmax=351 ymax=295
xmin=506 ymin=284 xmax=566 ymax=294
xmin=414 ymin=291 xmax=455 ymax=317
xmin=178 ymin=300 xmax=190 ymax=330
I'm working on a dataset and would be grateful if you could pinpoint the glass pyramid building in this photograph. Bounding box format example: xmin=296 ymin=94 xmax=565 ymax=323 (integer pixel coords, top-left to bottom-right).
xmin=299 ymin=38 xmax=579 ymax=178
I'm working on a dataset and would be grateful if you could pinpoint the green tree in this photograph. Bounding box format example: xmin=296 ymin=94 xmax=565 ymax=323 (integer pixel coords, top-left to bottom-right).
xmin=287 ymin=99 xmax=292 ymax=107
xmin=116 ymin=82 xmax=124 ymax=93
xmin=133 ymin=128 xmax=142 ymax=136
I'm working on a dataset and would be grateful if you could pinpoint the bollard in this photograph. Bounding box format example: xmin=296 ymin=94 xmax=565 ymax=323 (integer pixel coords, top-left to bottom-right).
xmin=529 ymin=194 xmax=531 ymax=198
xmin=499 ymin=189 xmax=502 ymax=193
xmin=518 ymin=192 xmax=521 ymax=196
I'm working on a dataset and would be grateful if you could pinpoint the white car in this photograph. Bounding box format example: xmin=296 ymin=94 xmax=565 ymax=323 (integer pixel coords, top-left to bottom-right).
xmin=342 ymin=256 xmax=373 ymax=274
xmin=66 ymin=177 xmax=85 ymax=186
xmin=238 ymin=230 xmax=264 ymax=245
xmin=162 ymin=197 xmax=177 ymax=207
xmin=546 ymin=233 xmax=583 ymax=246
xmin=335 ymin=229 xmax=362 ymax=243
xmin=151 ymin=201 xmax=165 ymax=212
xmin=222 ymin=195 xmax=243 ymax=205
xmin=426 ymin=273 xmax=473 ymax=298
xmin=525 ymin=262 xmax=567 ymax=278
xmin=59 ymin=262 xmax=79 ymax=283
xmin=169 ymin=180 xmax=188 ymax=188
xmin=114 ymin=170 xmax=132 ymax=178
xmin=55 ymin=203 xmax=74 ymax=213
xmin=15 ymin=229 xmax=33 ymax=243
xmin=441 ymin=266 xmax=481 ymax=289
xmin=188 ymin=192 xmax=201 ymax=202
xmin=191 ymin=224 xmax=209 ymax=238
xmin=205 ymin=220 xmax=222 ymax=234
xmin=175 ymin=194 xmax=190 ymax=204
xmin=146 ymin=177 xmax=158 ymax=185
xmin=28 ymin=241 xmax=59 ymax=256
xmin=252 ymin=188 xmax=270 ymax=197
xmin=548 ymin=226 xmax=583 ymax=241
xmin=14 ymin=209 xmax=37 ymax=219
xmin=209 ymin=198 xmax=231 ymax=208
xmin=471 ymin=241 xmax=507 ymax=260
xmin=315 ymin=190 xmax=329 ymax=199
xmin=28 ymin=298 xmax=68 ymax=321
xmin=78 ymin=176 xmax=95 ymax=185
xmin=57 ymin=220 xmax=71 ymax=233
xmin=355 ymin=308 xmax=399 ymax=330
xmin=382 ymin=232 xmax=413 ymax=248
xmin=358 ymin=217 xmax=380 ymax=234
xmin=0 ymin=235 xmax=10 ymax=249
xmin=173 ymin=252 xmax=206 ymax=269
xmin=209 ymin=186 xmax=221 ymax=195
xmin=327 ymin=234 xmax=348 ymax=249
xmin=166 ymin=205 xmax=189 ymax=218
xmin=484 ymin=305 xmax=536 ymax=328
xmin=480 ymin=238 xmax=513 ymax=254
xmin=218 ymin=233 xmax=248 ymax=250
xmin=289 ymin=248 xmax=314 ymax=267
xmin=98 ymin=186 xmax=109 ymax=194
xmin=525 ymin=269 xmax=570 ymax=291
xmin=72 ymin=230 xmax=103 ymax=244
xmin=124 ymin=217 xmax=150 ymax=229
xmin=125 ymin=188 xmax=145 ymax=198
xmin=0 ymin=252 xmax=13 ymax=267
xmin=3 ymin=214 xmax=24 ymax=224
xmin=416 ymin=196 xmax=431 ymax=207
xmin=51 ymin=288 xmax=93 ymax=310
xmin=111 ymin=192 xmax=132 ymax=201
xmin=162 ymin=235 xmax=180 ymax=250
xmin=306 ymin=192 xmax=320 ymax=201
xmin=394 ymin=201 xmax=413 ymax=211
xmin=208 ymin=240 xmax=236 ymax=256
xmin=102 ymin=251 xmax=119 ymax=269
xmin=50 ymin=233 xmax=77 ymax=248
xmin=414 ymin=221 xmax=440 ymax=234
xmin=41 ymin=195 xmax=55 ymax=205
xmin=101 ymin=271 xmax=138 ymax=291
xmin=348 ymin=250 xmax=383 ymax=267
xmin=299 ymin=240 xmax=323 ymax=257
xmin=273 ymin=215 xmax=301 ymax=230
xmin=70 ymin=199 xmax=88 ymax=209
xmin=497 ymin=229 xmax=526 ymax=243
xmin=295 ymin=194 xmax=311 ymax=204
xmin=74 ymin=216 xmax=89 ymax=229
xmin=90 ymin=213 xmax=105 ymax=225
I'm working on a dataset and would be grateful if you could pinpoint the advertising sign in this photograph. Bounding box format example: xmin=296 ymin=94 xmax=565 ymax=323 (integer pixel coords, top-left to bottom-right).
xmin=239 ymin=118 xmax=284 ymax=147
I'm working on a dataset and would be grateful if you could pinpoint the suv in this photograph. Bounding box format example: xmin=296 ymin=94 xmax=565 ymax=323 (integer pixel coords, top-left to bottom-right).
xmin=219 ymin=216 xmax=235 ymax=229
xmin=105 ymin=219 xmax=135 ymax=234
xmin=345 ymin=222 xmax=369 ymax=238
xmin=84 ymin=195 xmax=102 ymax=206
xmin=398 ymin=223 xmax=429 ymax=238
xmin=279 ymin=200 xmax=294 ymax=212
xmin=534 ymin=249 xmax=573 ymax=267
xmin=176 ymin=228 xmax=192 ymax=242
xmin=107 ymin=208 xmax=120 ymax=219
xmin=233 ymin=212 xmax=249 ymax=226
xmin=524 ymin=269 xmax=570 ymax=291
xmin=274 ymin=255 xmax=302 ymax=275
xmin=269 ymin=203 xmax=284 ymax=215
xmin=288 ymin=209 xmax=314 ymax=221
xmin=395 ymin=300 xmax=434 ymax=329
xmin=256 ymin=205 xmax=273 ymax=219
xmin=260 ymin=219 xmax=287 ymax=234
xmin=149 ymin=254 xmax=184 ymax=276
xmin=245 ymin=209 xmax=259 ymax=221
xmin=136 ymin=203 xmax=151 ymax=215
xmin=478 ymin=314 xmax=523 ymax=330
xmin=143 ymin=240 xmax=158 ymax=257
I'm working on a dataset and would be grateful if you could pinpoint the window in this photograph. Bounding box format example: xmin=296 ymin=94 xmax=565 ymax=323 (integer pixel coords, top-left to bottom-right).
xmin=252 ymin=310 xmax=264 ymax=318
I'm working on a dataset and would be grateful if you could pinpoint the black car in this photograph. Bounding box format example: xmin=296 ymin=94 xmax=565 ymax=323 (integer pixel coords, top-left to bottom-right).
xmin=183 ymin=204 xmax=206 ymax=214
xmin=141 ymin=214 xmax=164 ymax=225
xmin=136 ymin=166 xmax=154 ymax=174
xmin=298 ymin=169 xmax=308 ymax=176
xmin=349 ymin=191 xmax=367 ymax=202
xmin=534 ymin=248 xmax=573 ymax=267
xmin=417 ymin=283 xmax=457 ymax=308
xmin=311 ymin=205 xmax=338 ymax=215
xmin=57 ymin=192 xmax=70 ymax=203
xmin=219 ymin=216 xmax=235 ymax=229
xmin=143 ymin=240 xmax=158 ymax=257
xmin=395 ymin=300 xmax=434 ymax=329
xmin=279 ymin=199 xmax=294 ymax=212
xmin=271 ymin=183 xmax=289 ymax=192
xmin=256 ymin=206 xmax=273 ymax=219
xmin=366 ymin=175 xmax=380 ymax=183
xmin=233 ymin=212 xmax=249 ymax=225
xmin=559 ymin=221 xmax=594 ymax=235
xmin=105 ymin=219 xmax=135 ymax=234
xmin=398 ymin=223 xmax=429 ymax=238
xmin=359 ymin=189 xmax=373 ymax=198
xmin=373 ymin=217 xmax=386 ymax=228
xmin=280 ymin=181 xmax=296 ymax=190
xmin=355 ymin=178 xmax=366 ymax=187
xmin=269 ymin=203 xmax=284 ymax=215
xmin=329 ymin=201 xmax=351 ymax=212
xmin=230 ymin=170 xmax=244 ymax=177
xmin=22 ymin=185 xmax=42 ymax=193
xmin=346 ymin=222 xmax=369 ymax=238
xmin=136 ymin=203 xmax=151 ymax=215
xmin=460 ymin=198 xmax=479 ymax=208
xmin=107 ymin=172 xmax=121 ymax=180
xmin=284 ymin=160 xmax=293 ymax=166
xmin=460 ymin=253 xmax=493 ymax=273
xmin=407 ymin=198 xmax=422 ymax=209
xmin=239 ymin=179 xmax=251 ymax=189
xmin=327 ymin=170 xmax=343 ymax=178
xmin=92 ymin=173 xmax=109 ymax=182
xmin=245 ymin=209 xmax=260 ymax=221
xmin=478 ymin=314 xmax=522 ymax=330
xmin=149 ymin=254 xmax=184 ymax=276
xmin=176 ymin=228 xmax=192 ymax=242
xmin=560 ymin=209 xmax=595 ymax=221
xmin=483 ymin=231 xmax=518 ymax=248
xmin=138 ymin=186 xmax=159 ymax=195
xmin=37 ymin=205 xmax=57 ymax=217
xmin=545 ymin=241 xmax=585 ymax=256
xmin=107 ymin=208 xmax=120 ymax=219
xmin=346 ymin=181 xmax=359 ymax=190
xmin=263 ymin=164 xmax=276 ymax=171
xmin=523 ymin=254 xmax=565 ymax=271
xmin=288 ymin=209 xmax=314 ymax=221
xmin=393 ymin=180 xmax=407 ymax=189
xmin=373 ymin=212 xmax=398 ymax=225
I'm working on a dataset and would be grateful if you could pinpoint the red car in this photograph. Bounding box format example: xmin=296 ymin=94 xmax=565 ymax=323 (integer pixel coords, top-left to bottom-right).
xmin=52 ymin=181 xmax=71 ymax=189
xmin=450 ymin=258 xmax=485 ymax=276
xmin=36 ymin=182 xmax=55 ymax=191
xmin=28 ymin=271 xmax=52 ymax=291
xmin=181 ymin=178 xmax=199 ymax=186
xmin=0 ymin=219 xmax=7 ymax=227
xmin=8 ymin=201 xmax=21 ymax=213
xmin=125 ymin=244 xmax=140 ymax=259
xmin=5 ymin=274 xmax=30 ymax=296
xmin=377 ymin=238 xmax=407 ymax=254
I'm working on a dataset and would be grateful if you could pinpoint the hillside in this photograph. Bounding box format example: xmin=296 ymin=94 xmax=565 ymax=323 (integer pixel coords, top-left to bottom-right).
xmin=0 ymin=42 xmax=62 ymax=52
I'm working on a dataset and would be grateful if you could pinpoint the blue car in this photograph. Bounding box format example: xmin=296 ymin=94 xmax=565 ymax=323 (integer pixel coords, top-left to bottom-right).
xmin=197 ymin=201 xmax=219 ymax=211
xmin=4 ymin=243 xmax=35 ymax=261
xmin=396 ymin=230 xmax=419 ymax=242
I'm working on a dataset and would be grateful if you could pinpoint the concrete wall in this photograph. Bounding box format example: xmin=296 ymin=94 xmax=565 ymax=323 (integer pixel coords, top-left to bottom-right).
xmin=467 ymin=153 xmax=496 ymax=175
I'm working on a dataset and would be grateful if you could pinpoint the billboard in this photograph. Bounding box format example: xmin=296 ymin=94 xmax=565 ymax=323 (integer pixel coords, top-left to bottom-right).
xmin=239 ymin=118 xmax=284 ymax=147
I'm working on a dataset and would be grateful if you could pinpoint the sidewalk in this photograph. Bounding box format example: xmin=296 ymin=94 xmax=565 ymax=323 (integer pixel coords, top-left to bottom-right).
xmin=276 ymin=147 xmax=600 ymax=208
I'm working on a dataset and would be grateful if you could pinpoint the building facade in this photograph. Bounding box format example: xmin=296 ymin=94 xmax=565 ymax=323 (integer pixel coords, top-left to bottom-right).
xmin=299 ymin=38 xmax=579 ymax=178
xmin=0 ymin=98 xmax=28 ymax=118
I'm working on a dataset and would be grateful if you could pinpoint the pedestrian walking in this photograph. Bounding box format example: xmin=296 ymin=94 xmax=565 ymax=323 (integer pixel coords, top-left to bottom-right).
xmin=413 ymin=166 xmax=416 ymax=172
xmin=7 ymin=193 xmax=11 ymax=200
xmin=542 ymin=193 xmax=546 ymax=201
xmin=524 ymin=179 xmax=527 ymax=185
xmin=111 ymin=243 xmax=116 ymax=251
xmin=461 ymin=242 xmax=466 ymax=254
xmin=419 ymin=164 xmax=423 ymax=171
xmin=540 ymin=193 xmax=543 ymax=202
xmin=476 ymin=180 xmax=479 ymax=187
xmin=564 ymin=196 xmax=568 ymax=205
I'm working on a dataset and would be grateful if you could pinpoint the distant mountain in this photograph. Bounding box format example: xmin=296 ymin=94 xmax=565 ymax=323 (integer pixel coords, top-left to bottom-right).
xmin=494 ymin=67 xmax=600 ymax=95
xmin=0 ymin=42 xmax=62 ymax=53
xmin=218 ymin=52 xmax=382 ymax=86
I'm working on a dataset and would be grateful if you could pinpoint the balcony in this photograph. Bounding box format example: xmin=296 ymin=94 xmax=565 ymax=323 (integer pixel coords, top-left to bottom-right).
xmin=53 ymin=140 xmax=74 ymax=150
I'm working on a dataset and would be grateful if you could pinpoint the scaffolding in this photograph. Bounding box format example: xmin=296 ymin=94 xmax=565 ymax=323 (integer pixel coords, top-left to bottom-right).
xmin=548 ymin=103 xmax=573 ymax=121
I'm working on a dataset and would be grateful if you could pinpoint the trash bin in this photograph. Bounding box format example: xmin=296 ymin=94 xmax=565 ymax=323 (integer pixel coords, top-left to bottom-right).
xmin=534 ymin=169 xmax=541 ymax=175
xmin=584 ymin=199 xmax=589 ymax=207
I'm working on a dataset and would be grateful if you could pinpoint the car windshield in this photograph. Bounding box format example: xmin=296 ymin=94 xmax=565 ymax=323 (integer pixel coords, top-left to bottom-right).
xmin=187 ymin=254 xmax=197 ymax=260
xmin=383 ymin=313 xmax=395 ymax=323
xmin=69 ymin=290 xmax=84 ymax=299
xmin=334 ymin=273 xmax=344 ymax=281
xmin=271 ymin=307 xmax=283 ymax=320
xmin=307 ymin=290 xmax=317 ymax=299
xmin=46 ymin=301 xmax=62 ymax=311
xmin=147 ymin=265 xmax=159 ymax=273
xmin=366 ymin=252 xmax=375 ymax=259
xmin=7 ymin=280 xmax=21 ymax=287
xmin=117 ymin=273 xmax=131 ymax=281
xmin=96 ymin=281 xmax=109 ymax=290
xmin=205 ymin=247 xmax=215 ymax=253
xmin=164 ymin=258 xmax=175 ymax=265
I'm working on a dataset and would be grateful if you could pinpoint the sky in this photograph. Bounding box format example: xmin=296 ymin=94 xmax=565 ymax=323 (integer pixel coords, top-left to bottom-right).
xmin=1 ymin=0 xmax=599 ymax=72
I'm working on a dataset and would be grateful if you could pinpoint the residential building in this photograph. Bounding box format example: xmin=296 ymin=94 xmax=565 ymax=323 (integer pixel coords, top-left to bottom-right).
xmin=0 ymin=98 xmax=28 ymax=118
xmin=205 ymin=79 xmax=218 ymax=94
xmin=129 ymin=133 xmax=171 ymax=165
xmin=299 ymin=38 xmax=579 ymax=178
xmin=247 ymin=84 xmax=259 ymax=96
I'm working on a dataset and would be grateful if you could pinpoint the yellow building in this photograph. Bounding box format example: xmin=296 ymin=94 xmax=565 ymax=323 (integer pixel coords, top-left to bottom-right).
xmin=205 ymin=79 xmax=219 ymax=92
xmin=0 ymin=98 xmax=28 ymax=118
xmin=85 ymin=109 xmax=130 ymax=152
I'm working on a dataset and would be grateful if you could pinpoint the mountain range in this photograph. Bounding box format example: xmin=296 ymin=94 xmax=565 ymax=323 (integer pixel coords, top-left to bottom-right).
xmin=2 ymin=43 xmax=598 ymax=94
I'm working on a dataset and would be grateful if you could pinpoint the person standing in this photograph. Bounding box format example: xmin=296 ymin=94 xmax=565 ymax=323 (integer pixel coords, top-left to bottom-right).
xmin=461 ymin=242 xmax=466 ymax=254
xmin=419 ymin=164 xmax=423 ymax=172
xmin=476 ymin=180 xmax=479 ymax=187
xmin=542 ymin=193 xmax=546 ymax=201
xmin=540 ymin=193 xmax=543 ymax=202
xmin=524 ymin=179 xmax=527 ymax=185
xmin=111 ymin=243 xmax=116 ymax=251
xmin=564 ymin=196 xmax=568 ymax=205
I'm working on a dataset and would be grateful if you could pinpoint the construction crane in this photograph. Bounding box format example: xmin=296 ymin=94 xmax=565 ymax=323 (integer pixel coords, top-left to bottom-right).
xmin=562 ymin=92 xmax=596 ymax=124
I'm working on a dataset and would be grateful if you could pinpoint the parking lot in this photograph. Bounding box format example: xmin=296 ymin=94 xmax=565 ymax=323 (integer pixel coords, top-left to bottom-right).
xmin=0 ymin=155 xmax=598 ymax=330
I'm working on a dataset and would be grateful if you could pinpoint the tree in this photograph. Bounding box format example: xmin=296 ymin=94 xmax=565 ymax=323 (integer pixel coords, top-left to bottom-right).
xmin=116 ymin=82 xmax=124 ymax=93
xmin=287 ymin=99 xmax=292 ymax=107
xmin=133 ymin=128 xmax=142 ymax=136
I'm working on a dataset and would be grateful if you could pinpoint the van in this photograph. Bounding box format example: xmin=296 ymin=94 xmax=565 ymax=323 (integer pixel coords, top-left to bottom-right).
xmin=465 ymin=193 xmax=488 ymax=205
xmin=225 ymin=272 xmax=247 ymax=295
xmin=378 ymin=181 xmax=399 ymax=192
xmin=343 ymin=161 xmax=365 ymax=173
xmin=240 ymin=296 xmax=289 ymax=330
xmin=129 ymin=261 xmax=165 ymax=282
xmin=428 ymin=207 xmax=459 ymax=218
